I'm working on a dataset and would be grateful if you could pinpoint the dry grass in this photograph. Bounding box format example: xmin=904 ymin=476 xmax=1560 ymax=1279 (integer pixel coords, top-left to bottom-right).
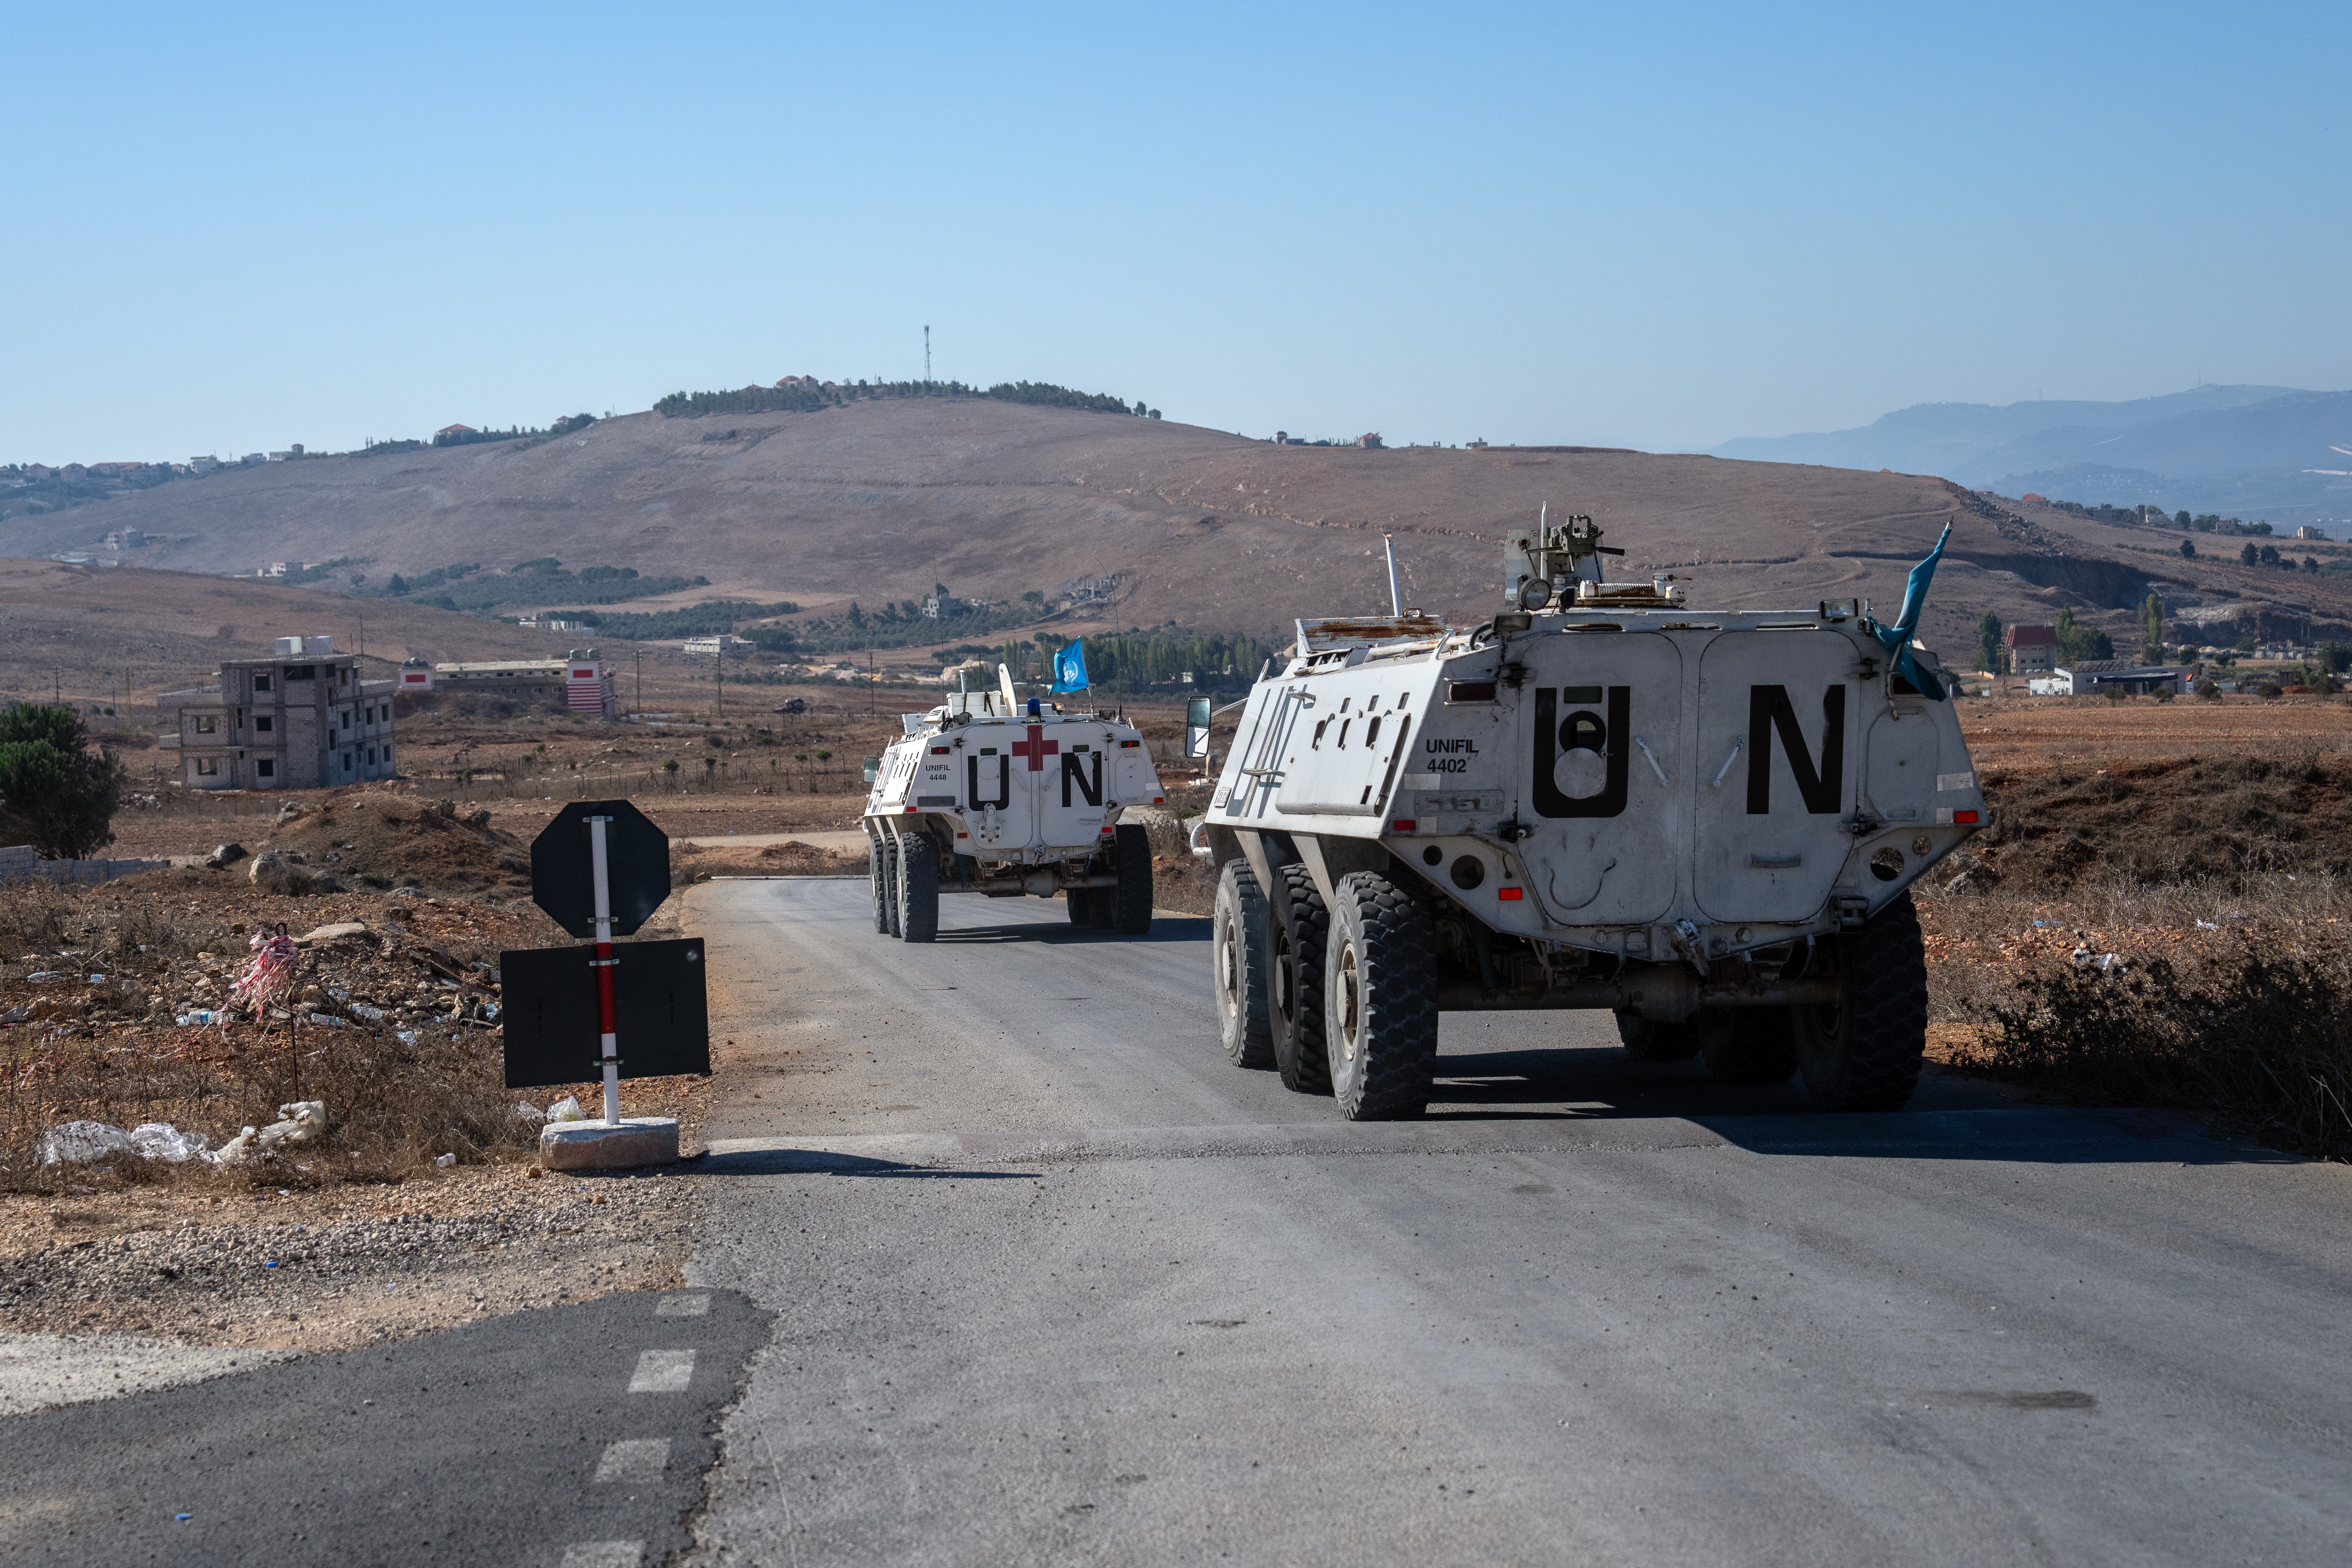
xmin=1918 ymin=869 xmax=2352 ymax=1159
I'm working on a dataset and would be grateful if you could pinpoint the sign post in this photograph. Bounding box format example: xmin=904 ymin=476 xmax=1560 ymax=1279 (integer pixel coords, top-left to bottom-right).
xmin=588 ymin=813 xmax=621 ymax=1127
xmin=505 ymin=799 xmax=709 ymax=1170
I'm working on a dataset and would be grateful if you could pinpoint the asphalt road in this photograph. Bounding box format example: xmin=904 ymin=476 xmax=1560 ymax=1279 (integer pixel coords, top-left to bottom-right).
xmin=683 ymin=877 xmax=2352 ymax=1567
xmin=0 ymin=1288 xmax=768 ymax=1567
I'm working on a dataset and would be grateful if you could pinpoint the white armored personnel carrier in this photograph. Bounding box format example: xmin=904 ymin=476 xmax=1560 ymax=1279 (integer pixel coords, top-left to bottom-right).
xmin=864 ymin=665 xmax=1168 ymax=941
xmin=1198 ymin=514 xmax=1983 ymax=1120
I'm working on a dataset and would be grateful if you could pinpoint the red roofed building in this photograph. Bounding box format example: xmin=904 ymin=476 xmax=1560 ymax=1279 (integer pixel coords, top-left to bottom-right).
xmin=436 ymin=423 xmax=476 ymax=437
xmin=2004 ymin=622 xmax=2059 ymax=674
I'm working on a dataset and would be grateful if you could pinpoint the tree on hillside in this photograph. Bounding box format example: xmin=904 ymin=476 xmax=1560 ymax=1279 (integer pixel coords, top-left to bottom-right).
xmin=2179 ymin=538 xmax=2196 ymax=559
xmin=0 ymin=704 xmax=127 ymax=860
xmin=1975 ymin=610 xmax=2003 ymax=675
xmin=2241 ymin=542 xmax=2259 ymax=566
xmin=2053 ymin=606 xmax=2114 ymax=666
xmin=2142 ymin=594 xmax=2166 ymax=663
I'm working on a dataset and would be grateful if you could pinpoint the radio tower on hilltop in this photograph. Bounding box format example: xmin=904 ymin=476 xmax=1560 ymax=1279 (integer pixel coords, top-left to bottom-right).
xmin=924 ymin=325 xmax=931 ymax=384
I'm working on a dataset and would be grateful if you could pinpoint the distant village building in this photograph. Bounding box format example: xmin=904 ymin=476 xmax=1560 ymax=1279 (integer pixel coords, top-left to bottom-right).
xmin=681 ymin=634 xmax=752 ymax=657
xmin=2297 ymin=525 xmax=2329 ymax=541
xmin=103 ymin=529 xmax=146 ymax=551
xmin=436 ymin=424 xmax=476 ymax=438
xmin=397 ymin=659 xmax=434 ymax=693
xmin=1054 ymin=574 xmax=1120 ymax=607
xmin=429 ymin=653 xmax=615 ymax=715
xmin=2004 ymin=623 xmax=2059 ymax=674
xmin=1358 ymin=433 xmax=1384 ymax=450
xmin=2064 ymin=660 xmax=2193 ymax=697
xmin=921 ymin=592 xmax=966 ymax=619
xmin=163 ymin=635 xmax=397 ymax=791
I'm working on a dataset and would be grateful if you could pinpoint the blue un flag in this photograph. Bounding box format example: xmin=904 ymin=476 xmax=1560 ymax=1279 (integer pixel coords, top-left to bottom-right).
xmin=1048 ymin=640 xmax=1089 ymax=694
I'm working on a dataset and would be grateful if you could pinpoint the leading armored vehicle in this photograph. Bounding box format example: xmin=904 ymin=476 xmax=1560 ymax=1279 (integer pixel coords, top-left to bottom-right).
xmin=1197 ymin=514 xmax=1982 ymax=1119
xmin=865 ymin=666 xmax=1168 ymax=940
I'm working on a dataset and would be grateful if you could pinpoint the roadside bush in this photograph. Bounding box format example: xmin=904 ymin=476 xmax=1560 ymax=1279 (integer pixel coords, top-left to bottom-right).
xmin=1954 ymin=933 xmax=2352 ymax=1160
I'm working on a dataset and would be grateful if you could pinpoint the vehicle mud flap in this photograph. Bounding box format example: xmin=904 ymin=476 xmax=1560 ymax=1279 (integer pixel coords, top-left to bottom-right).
xmin=1213 ymin=859 xmax=1275 ymax=1070
xmin=882 ymin=840 xmax=902 ymax=937
xmin=1698 ymin=1009 xmax=1798 ymax=1085
xmin=870 ymin=840 xmax=890 ymax=935
xmin=1792 ymin=891 xmax=1929 ymax=1110
xmin=898 ymin=836 xmax=938 ymax=942
xmin=1616 ymin=1010 xmax=1702 ymax=1062
xmin=1324 ymin=872 xmax=1438 ymax=1121
xmin=1269 ymin=863 xmax=1331 ymax=1093
xmin=1111 ymin=824 xmax=1153 ymax=936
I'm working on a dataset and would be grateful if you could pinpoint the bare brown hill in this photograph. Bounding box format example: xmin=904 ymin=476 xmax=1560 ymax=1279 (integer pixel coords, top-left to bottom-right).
xmin=11 ymin=399 xmax=2350 ymax=658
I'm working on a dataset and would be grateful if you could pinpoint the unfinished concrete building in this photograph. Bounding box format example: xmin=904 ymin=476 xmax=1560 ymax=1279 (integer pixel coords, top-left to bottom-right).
xmin=166 ymin=636 xmax=398 ymax=791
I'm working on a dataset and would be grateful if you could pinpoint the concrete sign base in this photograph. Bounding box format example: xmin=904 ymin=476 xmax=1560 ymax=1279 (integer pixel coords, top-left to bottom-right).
xmin=540 ymin=1117 xmax=681 ymax=1171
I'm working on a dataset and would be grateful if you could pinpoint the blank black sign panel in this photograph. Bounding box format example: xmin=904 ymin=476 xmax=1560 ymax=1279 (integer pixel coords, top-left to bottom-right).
xmin=500 ymin=938 xmax=711 ymax=1089
xmin=530 ymin=799 xmax=671 ymax=939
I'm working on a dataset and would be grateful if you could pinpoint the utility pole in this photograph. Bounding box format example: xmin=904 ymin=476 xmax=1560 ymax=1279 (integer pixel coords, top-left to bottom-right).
xmin=715 ymin=647 xmax=723 ymax=717
xmin=634 ymin=649 xmax=641 ymax=714
xmin=924 ymin=325 xmax=931 ymax=385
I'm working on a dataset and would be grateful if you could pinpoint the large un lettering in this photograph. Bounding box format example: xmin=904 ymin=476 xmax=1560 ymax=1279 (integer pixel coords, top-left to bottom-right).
xmin=1533 ymin=686 xmax=1629 ymax=818
xmin=1746 ymin=684 xmax=1845 ymax=814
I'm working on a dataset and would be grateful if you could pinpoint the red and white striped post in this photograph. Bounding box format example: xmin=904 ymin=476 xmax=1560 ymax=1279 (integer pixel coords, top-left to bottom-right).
xmin=587 ymin=814 xmax=621 ymax=1125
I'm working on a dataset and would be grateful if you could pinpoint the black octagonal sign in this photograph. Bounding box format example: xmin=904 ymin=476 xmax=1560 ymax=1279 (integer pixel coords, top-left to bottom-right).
xmin=531 ymin=799 xmax=671 ymax=938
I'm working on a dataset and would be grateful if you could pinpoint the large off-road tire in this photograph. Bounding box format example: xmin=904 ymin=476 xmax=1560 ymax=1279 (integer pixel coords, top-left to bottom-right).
xmin=1616 ymin=1011 xmax=1703 ymax=1062
xmin=1066 ymin=887 xmax=1100 ymax=926
xmin=1698 ymin=1009 xmax=1799 ymax=1085
xmin=897 ymin=836 xmax=938 ymax=943
xmin=1111 ymin=824 xmax=1153 ymax=935
xmin=882 ymin=840 xmax=902 ymax=937
xmin=1792 ymin=893 xmax=1929 ymax=1111
xmin=1323 ymin=872 xmax=1439 ymax=1121
xmin=870 ymin=839 xmax=890 ymax=934
xmin=1212 ymin=859 xmax=1275 ymax=1070
xmin=1268 ymin=863 xmax=1331 ymax=1093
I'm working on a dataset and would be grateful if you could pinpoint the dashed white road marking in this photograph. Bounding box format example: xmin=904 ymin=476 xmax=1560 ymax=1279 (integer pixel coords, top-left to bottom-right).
xmin=655 ymin=1292 xmax=711 ymax=1317
xmin=594 ymin=1438 xmax=673 ymax=1484
xmin=628 ymin=1349 xmax=696 ymax=1393
xmin=559 ymin=1543 xmax=644 ymax=1568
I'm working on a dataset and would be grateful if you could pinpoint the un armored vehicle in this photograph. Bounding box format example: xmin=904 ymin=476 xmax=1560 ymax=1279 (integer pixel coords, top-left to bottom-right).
xmin=865 ymin=666 xmax=1168 ymax=941
xmin=1198 ymin=515 xmax=1982 ymax=1120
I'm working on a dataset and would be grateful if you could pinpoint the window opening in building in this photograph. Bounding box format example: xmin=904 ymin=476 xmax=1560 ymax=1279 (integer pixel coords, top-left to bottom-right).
xmin=284 ymin=665 xmax=316 ymax=681
xmin=194 ymin=715 xmax=216 ymax=734
xmin=258 ymin=759 xmax=275 ymax=778
xmin=253 ymin=675 xmax=272 ymax=693
xmin=196 ymin=759 xmax=218 ymax=776
xmin=255 ymin=716 xmax=273 ymax=733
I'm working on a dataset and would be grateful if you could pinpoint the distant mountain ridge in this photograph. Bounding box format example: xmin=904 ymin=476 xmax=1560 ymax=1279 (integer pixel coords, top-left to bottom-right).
xmin=1709 ymin=385 xmax=2352 ymax=521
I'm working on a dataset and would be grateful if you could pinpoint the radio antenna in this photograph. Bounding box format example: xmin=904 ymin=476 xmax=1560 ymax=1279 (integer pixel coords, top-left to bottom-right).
xmin=1384 ymin=534 xmax=1403 ymax=616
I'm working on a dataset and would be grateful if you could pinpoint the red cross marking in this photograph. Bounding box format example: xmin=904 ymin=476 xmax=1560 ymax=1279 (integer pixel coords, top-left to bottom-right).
xmin=1011 ymin=725 xmax=1058 ymax=771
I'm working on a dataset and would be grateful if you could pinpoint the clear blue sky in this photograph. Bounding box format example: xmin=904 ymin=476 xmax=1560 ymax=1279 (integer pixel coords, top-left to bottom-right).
xmin=5 ymin=1 xmax=2347 ymax=465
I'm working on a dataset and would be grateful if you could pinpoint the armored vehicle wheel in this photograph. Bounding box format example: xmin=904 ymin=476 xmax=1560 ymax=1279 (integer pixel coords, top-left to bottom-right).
xmin=1615 ymin=1011 xmax=1703 ymax=1062
xmin=1088 ymin=885 xmax=1119 ymax=930
xmin=1212 ymin=859 xmax=1275 ymax=1070
xmin=1323 ymin=872 xmax=1438 ymax=1121
xmin=1698 ymin=1009 xmax=1798 ymax=1085
xmin=898 ymin=837 xmax=938 ymax=943
xmin=1065 ymin=887 xmax=1099 ymax=926
xmin=1111 ymin=824 xmax=1153 ymax=935
xmin=869 ymin=840 xmax=890 ymax=934
xmin=1269 ymin=864 xmax=1331 ymax=1093
xmin=881 ymin=840 xmax=902 ymax=937
xmin=1792 ymin=893 xmax=1929 ymax=1111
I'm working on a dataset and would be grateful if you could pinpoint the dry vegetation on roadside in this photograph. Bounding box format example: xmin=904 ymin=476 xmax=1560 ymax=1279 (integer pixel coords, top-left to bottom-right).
xmin=1921 ymin=750 xmax=2352 ymax=1160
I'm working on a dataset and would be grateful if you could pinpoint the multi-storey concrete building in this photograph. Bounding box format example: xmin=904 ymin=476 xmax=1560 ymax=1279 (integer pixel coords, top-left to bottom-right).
xmin=167 ymin=636 xmax=398 ymax=791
